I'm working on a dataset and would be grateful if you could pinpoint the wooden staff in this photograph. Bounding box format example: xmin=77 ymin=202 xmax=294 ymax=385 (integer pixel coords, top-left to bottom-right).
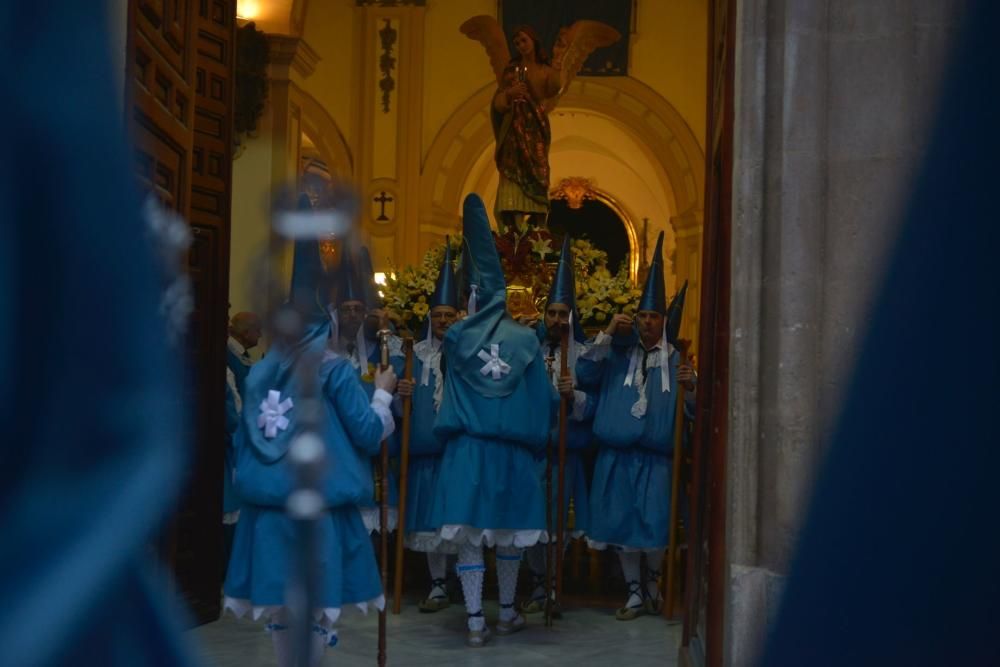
xmin=543 ymin=353 xmax=555 ymax=627
xmin=665 ymin=340 xmax=690 ymax=619
xmin=555 ymin=325 xmax=569 ymax=604
xmin=377 ymin=330 xmax=391 ymax=667
xmin=391 ymin=337 xmax=414 ymax=614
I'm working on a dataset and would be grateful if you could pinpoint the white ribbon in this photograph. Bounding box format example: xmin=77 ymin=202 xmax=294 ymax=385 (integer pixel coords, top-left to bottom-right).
xmin=478 ymin=343 xmax=511 ymax=380
xmin=257 ymin=390 xmax=293 ymax=439
xmin=415 ymin=337 xmax=444 ymax=411
xmin=420 ymin=324 xmax=435 ymax=386
xmin=356 ymin=325 xmax=369 ymax=371
xmin=467 ymin=284 xmax=479 ymax=316
xmin=624 ymin=346 xmax=640 ymax=388
xmin=627 ymin=321 xmax=672 ymax=418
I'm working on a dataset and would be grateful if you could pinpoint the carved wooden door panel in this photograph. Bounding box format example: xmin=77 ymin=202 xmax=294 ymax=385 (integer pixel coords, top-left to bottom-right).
xmin=126 ymin=0 xmax=235 ymax=626
xmin=682 ymin=0 xmax=734 ymax=665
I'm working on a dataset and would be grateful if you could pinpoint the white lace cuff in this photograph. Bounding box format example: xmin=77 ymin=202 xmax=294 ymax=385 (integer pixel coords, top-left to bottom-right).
xmin=371 ymin=389 xmax=395 ymax=440
xmin=581 ymin=332 xmax=612 ymax=361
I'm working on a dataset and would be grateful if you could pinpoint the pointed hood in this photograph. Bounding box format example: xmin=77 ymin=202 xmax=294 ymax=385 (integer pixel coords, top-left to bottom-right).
xmin=664 ymin=280 xmax=688 ymax=347
xmin=358 ymin=244 xmax=381 ymax=309
xmin=638 ymin=231 xmax=667 ymax=314
xmin=442 ymin=193 xmax=539 ymax=398
xmin=288 ymin=193 xmax=328 ymax=327
xmin=459 ymin=193 xmax=506 ymax=307
xmin=331 ymin=240 xmax=366 ymax=308
xmin=547 ymin=235 xmax=576 ymax=308
xmin=543 ymin=235 xmax=586 ymax=343
xmin=431 ymin=236 xmax=459 ymax=309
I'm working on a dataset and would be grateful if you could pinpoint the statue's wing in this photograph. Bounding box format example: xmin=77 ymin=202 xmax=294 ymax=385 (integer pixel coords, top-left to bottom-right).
xmin=459 ymin=15 xmax=510 ymax=85
xmin=547 ymin=20 xmax=621 ymax=110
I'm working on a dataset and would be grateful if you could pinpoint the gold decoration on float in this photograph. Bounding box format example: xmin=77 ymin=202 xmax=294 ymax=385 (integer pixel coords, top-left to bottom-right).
xmin=550 ymin=176 xmax=598 ymax=210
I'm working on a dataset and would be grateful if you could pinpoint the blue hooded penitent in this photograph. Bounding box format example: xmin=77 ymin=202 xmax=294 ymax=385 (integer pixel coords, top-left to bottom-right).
xmin=241 ymin=234 xmax=331 ymax=467
xmin=545 ymin=234 xmax=587 ymax=343
xmin=638 ymin=230 xmax=667 ymax=314
xmin=431 ymin=236 xmax=459 ymax=309
xmin=664 ymin=280 xmax=688 ymax=347
xmin=443 ymin=193 xmax=539 ymax=398
xmin=548 ymin=234 xmax=576 ymax=307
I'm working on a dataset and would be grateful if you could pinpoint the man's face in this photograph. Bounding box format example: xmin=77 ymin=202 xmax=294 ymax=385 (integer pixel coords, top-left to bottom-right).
xmin=430 ymin=306 xmax=458 ymax=339
xmin=637 ymin=310 xmax=664 ymax=347
xmin=338 ymin=301 xmax=365 ymax=339
xmin=544 ymin=303 xmax=571 ymax=340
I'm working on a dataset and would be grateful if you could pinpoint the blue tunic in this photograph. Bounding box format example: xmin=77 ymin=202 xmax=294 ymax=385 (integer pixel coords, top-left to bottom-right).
xmin=402 ymin=339 xmax=448 ymax=541
xmin=337 ymin=336 xmax=405 ymax=528
xmin=224 ymin=348 xmax=388 ymax=612
xmin=428 ymin=328 xmax=558 ymax=546
xmin=577 ymin=333 xmax=685 ymax=550
xmin=535 ymin=340 xmax=596 ymax=536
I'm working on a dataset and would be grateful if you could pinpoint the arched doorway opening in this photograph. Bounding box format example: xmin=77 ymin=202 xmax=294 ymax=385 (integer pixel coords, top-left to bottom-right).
xmin=548 ymin=198 xmax=631 ymax=276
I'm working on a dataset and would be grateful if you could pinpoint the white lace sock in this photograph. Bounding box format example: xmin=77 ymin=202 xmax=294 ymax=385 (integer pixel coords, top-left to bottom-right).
xmin=644 ymin=548 xmax=666 ymax=602
xmin=267 ymin=611 xmax=293 ymax=667
xmin=618 ymin=551 xmax=643 ymax=609
xmin=457 ymin=542 xmax=486 ymax=631
xmin=427 ymin=552 xmax=448 ymax=598
xmin=496 ymin=545 xmax=522 ymax=622
xmin=310 ymin=617 xmax=336 ymax=667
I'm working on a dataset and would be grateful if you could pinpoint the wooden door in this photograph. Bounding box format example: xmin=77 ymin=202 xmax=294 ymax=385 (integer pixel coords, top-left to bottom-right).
xmin=126 ymin=0 xmax=235 ymax=626
xmin=681 ymin=0 xmax=735 ymax=664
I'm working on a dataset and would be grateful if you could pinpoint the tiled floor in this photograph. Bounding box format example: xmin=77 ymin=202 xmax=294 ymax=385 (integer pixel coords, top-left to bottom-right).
xmin=191 ymin=598 xmax=681 ymax=666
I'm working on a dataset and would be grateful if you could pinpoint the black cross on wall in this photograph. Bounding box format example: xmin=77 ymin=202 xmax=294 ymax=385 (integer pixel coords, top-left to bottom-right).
xmin=374 ymin=191 xmax=394 ymax=221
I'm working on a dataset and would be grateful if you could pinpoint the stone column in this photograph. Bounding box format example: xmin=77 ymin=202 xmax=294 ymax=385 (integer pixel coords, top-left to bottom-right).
xmin=724 ymin=1 xmax=967 ymax=665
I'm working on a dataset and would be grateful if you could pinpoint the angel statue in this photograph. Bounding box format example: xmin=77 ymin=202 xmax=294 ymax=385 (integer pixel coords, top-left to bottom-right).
xmin=461 ymin=16 xmax=620 ymax=230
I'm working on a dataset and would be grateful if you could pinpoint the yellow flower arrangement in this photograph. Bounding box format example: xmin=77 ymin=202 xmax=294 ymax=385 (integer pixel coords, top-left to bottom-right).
xmin=381 ymin=234 xmax=640 ymax=333
xmin=571 ymin=237 xmax=639 ymax=328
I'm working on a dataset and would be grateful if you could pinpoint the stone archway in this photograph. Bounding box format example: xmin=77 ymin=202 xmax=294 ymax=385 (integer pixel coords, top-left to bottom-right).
xmin=419 ymin=76 xmax=704 ymax=236
xmin=419 ymin=77 xmax=705 ymax=342
xmin=290 ymin=83 xmax=353 ymax=180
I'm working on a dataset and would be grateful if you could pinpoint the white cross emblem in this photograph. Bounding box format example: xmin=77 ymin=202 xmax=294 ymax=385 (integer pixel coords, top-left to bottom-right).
xmin=258 ymin=390 xmax=293 ymax=439
xmin=477 ymin=343 xmax=511 ymax=380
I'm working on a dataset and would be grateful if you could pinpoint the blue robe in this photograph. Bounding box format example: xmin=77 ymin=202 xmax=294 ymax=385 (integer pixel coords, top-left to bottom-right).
xmin=535 ymin=339 xmax=596 ymax=537
xmin=334 ymin=336 xmax=405 ymax=529
xmin=401 ymin=339 xmax=449 ymax=544
xmin=224 ymin=345 xmax=387 ymax=612
xmin=577 ymin=333 xmax=686 ymax=550
xmin=428 ymin=326 xmax=558 ymax=545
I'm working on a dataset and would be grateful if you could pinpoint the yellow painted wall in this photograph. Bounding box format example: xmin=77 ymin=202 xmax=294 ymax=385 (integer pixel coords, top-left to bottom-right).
xmin=229 ymin=115 xmax=275 ymax=318
xmin=421 ymin=0 xmax=496 ymax=156
xmin=295 ymin=0 xmax=359 ymax=155
xmin=631 ymin=0 xmax=708 ymax=147
xmin=227 ymin=0 xmax=707 ymax=313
